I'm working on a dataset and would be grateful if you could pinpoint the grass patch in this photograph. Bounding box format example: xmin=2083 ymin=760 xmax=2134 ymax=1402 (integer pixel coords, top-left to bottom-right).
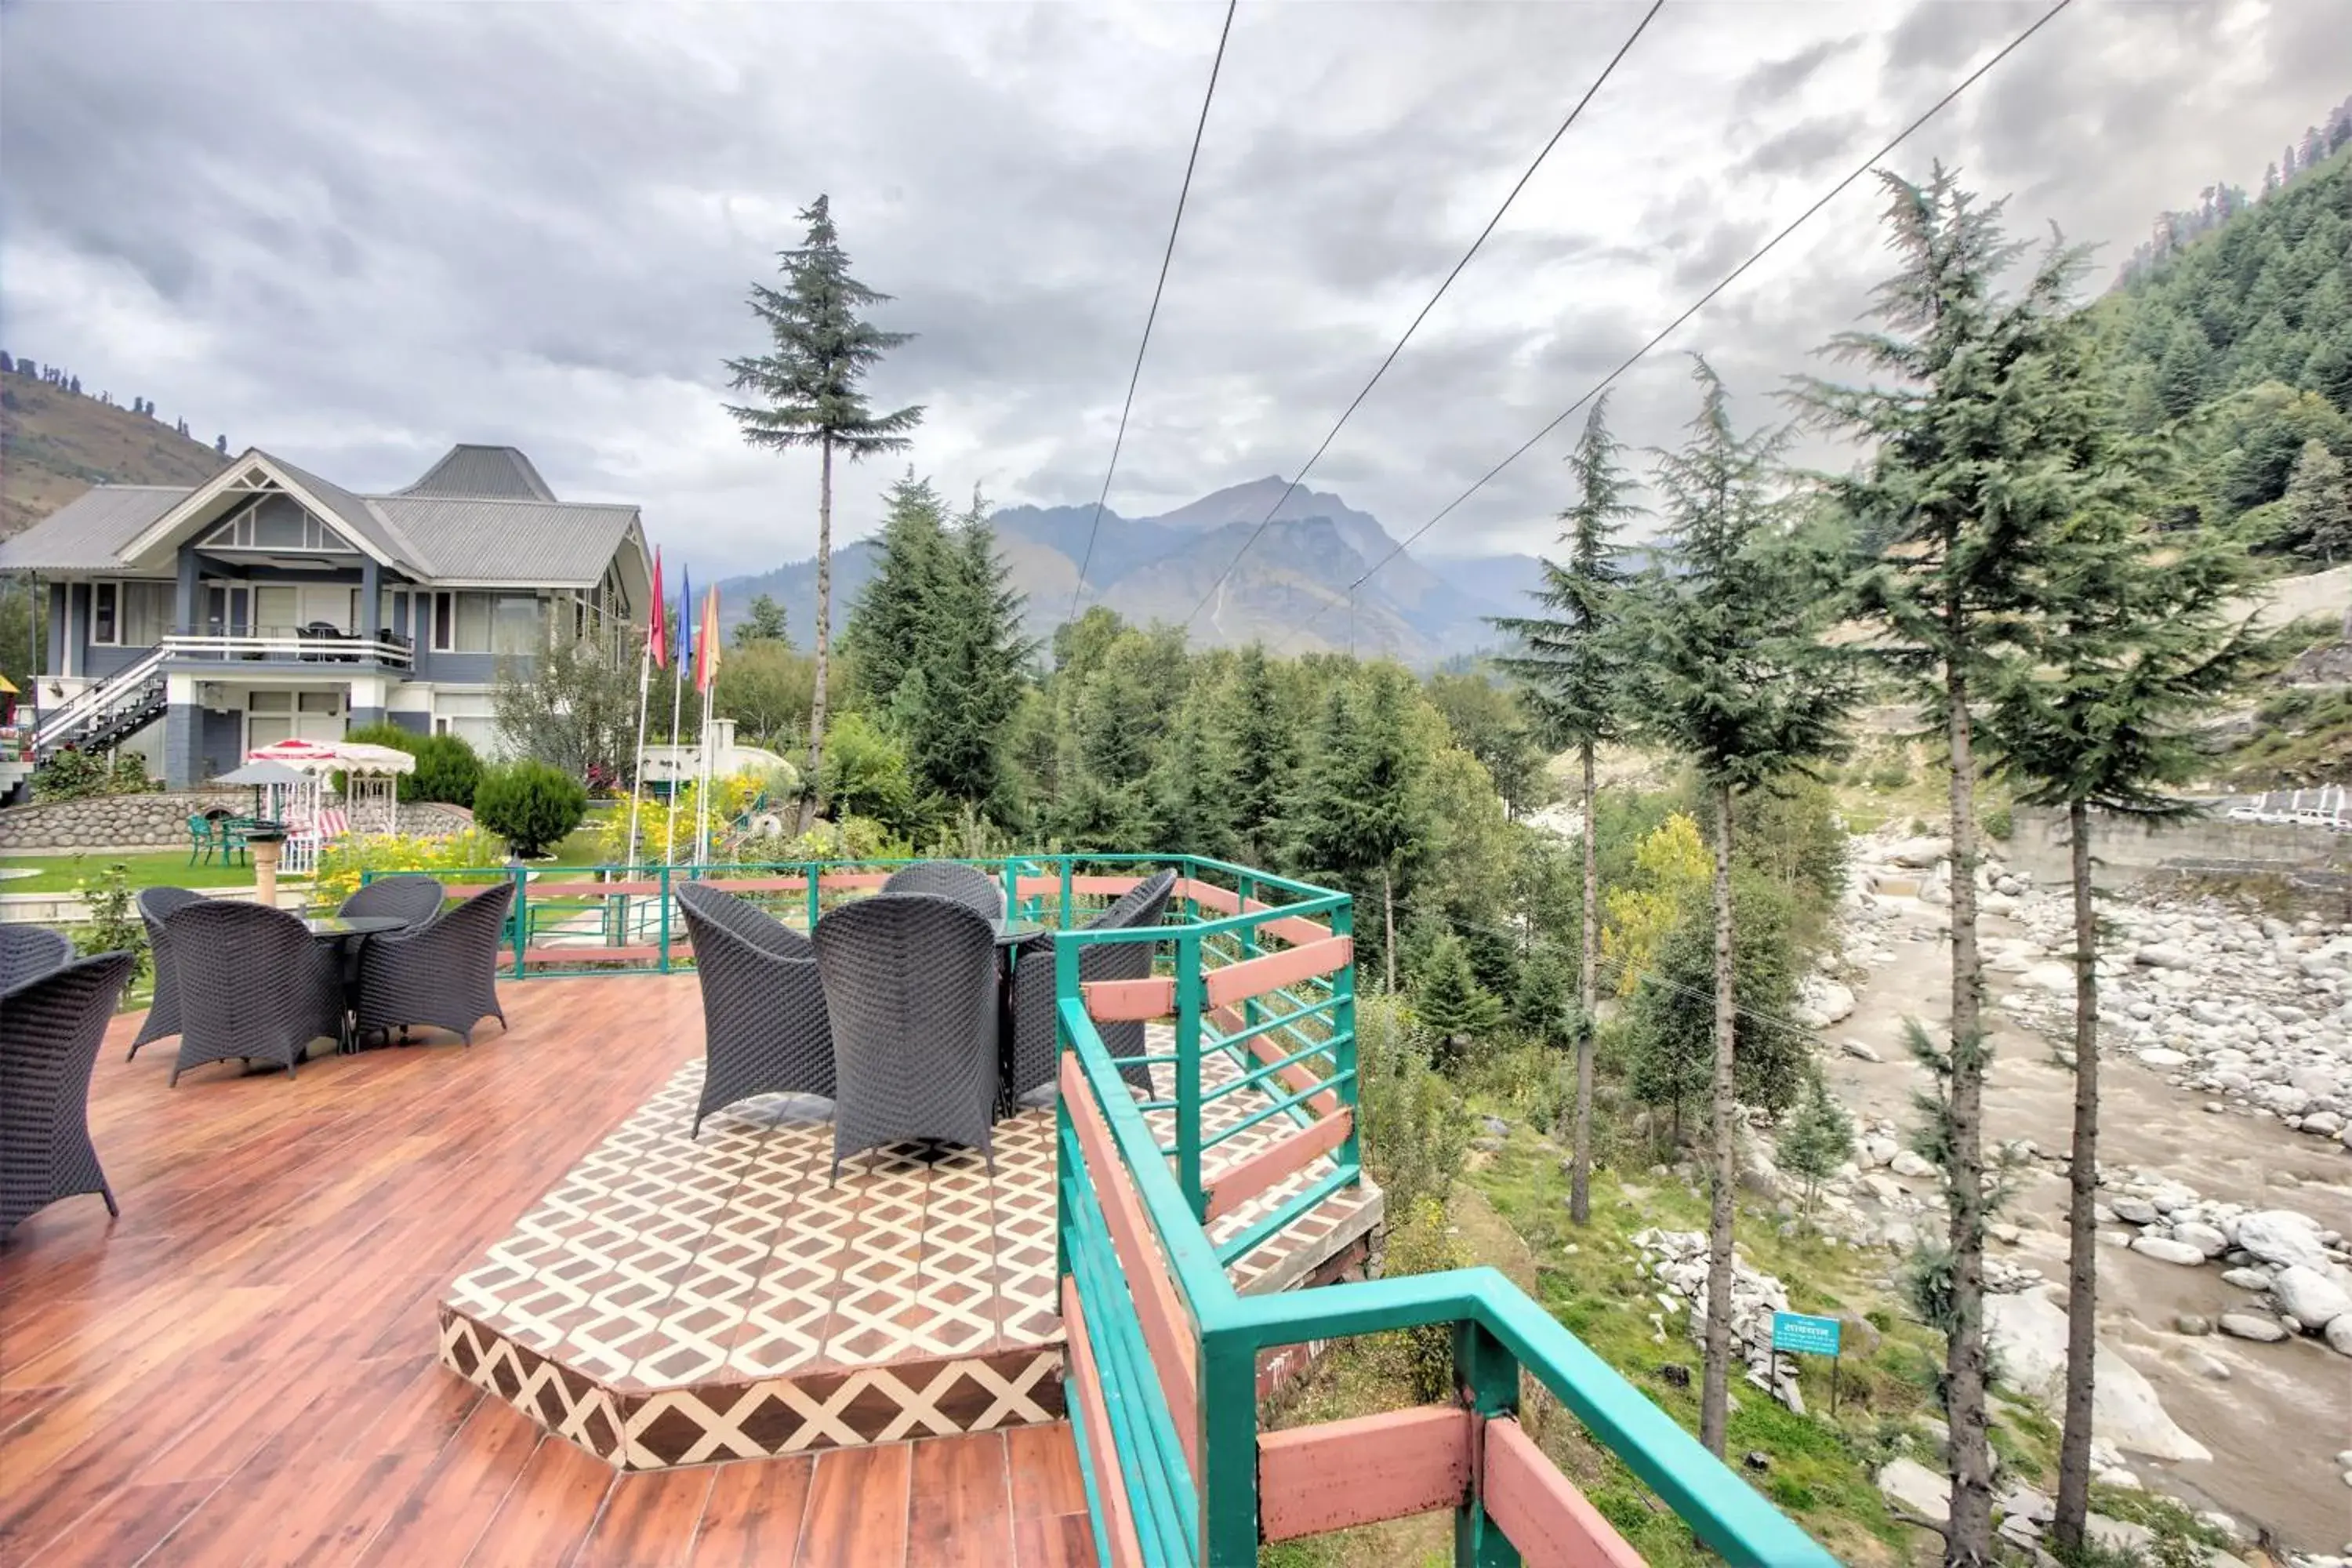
xmin=0 ymin=850 xmax=303 ymax=895
xmin=2223 ymin=684 xmax=2352 ymax=788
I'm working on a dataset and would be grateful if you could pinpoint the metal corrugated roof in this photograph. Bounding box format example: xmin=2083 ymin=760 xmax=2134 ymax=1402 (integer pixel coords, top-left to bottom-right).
xmin=0 ymin=486 xmax=185 ymax=572
xmin=398 ymin=445 xmax=558 ymax=503
xmin=372 ymin=496 xmax=641 ymax=586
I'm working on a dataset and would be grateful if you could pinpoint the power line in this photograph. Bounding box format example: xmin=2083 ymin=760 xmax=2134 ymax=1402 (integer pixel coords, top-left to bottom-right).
xmin=1067 ymin=0 xmax=1240 ymax=630
xmin=1179 ymin=0 xmax=1668 ymax=637
xmin=1275 ymin=0 xmax=2077 ymax=654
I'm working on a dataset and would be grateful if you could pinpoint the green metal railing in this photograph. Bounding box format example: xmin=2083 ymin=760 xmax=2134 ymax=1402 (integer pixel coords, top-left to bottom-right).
xmin=1051 ymin=903 xmax=1837 ymax=1567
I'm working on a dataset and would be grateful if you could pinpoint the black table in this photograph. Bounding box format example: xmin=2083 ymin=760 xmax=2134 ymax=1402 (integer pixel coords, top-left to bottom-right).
xmin=992 ymin=919 xmax=1047 ymax=1113
xmin=305 ymin=915 xmax=410 ymax=1051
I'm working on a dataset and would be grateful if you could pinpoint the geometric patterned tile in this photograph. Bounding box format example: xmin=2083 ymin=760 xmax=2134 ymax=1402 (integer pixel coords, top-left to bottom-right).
xmin=435 ymin=1018 xmax=1379 ymax=1469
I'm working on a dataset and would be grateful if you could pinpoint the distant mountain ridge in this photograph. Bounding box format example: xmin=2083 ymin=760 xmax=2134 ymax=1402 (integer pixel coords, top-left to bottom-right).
xmin=0 ymin=372 xmax=229 ymax=537
xmin=710 ymin=477 xmax=1552 ymax=664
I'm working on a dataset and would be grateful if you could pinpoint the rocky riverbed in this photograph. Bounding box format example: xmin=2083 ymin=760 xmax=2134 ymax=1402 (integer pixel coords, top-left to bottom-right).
xmin=1815 ymin=826 xmax=2352 ymax=1558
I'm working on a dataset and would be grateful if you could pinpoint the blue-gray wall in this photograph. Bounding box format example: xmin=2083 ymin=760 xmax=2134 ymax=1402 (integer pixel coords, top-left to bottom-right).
xmin=199 ymin=707 xmax=243 ymax=782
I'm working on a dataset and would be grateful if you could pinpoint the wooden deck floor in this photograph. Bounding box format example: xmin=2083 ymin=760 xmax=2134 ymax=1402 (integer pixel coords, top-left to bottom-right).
xmin=0 ymin=975 xmax=1095 ymax=1565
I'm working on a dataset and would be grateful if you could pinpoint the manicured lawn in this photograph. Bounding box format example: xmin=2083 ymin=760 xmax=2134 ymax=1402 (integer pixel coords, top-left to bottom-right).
xmin=0 ymin=850 xmax=303 ymax=895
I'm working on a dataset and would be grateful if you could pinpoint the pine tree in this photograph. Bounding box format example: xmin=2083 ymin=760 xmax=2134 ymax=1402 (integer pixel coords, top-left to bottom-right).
xmin=215 ymin=434 xmax=227 ymax=456
xmin=2281 ymin=437 xmax=2352 ymax=564
xmin=724 ymin=194 xmax=923 ymax=830
xmin=1631 ymin=358 xmax=1855 ymax=1457
xmin=891 ymin=488 xmax=1036 ymax=818
xmin=1287 ymin=665 xmax=1434 ymax=990
xmin=1225 ymin=644 xmax=1295 ymax=866
xmin=1150 ymin=681 xmax=1238 ymax=859
xmin=1511 ymin=945 xmax=1573 ymax=1049
xmin=735 ymin=593 xmax=790 ymax=648
xmin=1411 ymin=928 xmax=1501 ymax=1059
xmin=845 ymin=472 xmax=951 ymax=705
xmin=1799 ymin=167 xmax=2092 ymax=1567
xmin=1490 ymin=395 xmax=1637 ymax=1223
xmin=1978 ymin=423 xmax=2296 ymax=1552
xmin=1777 ymin=1074 xmax=1855 ymax=1219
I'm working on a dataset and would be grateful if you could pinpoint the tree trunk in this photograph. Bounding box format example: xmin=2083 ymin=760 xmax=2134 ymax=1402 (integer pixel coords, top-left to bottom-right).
xmin=801 ymin=436 xmax=833 ymax=834
xmin=1942 ymin=642 xmax=1995 ymax=1567
xmin=1698 ymin=779 xmax=1738 ymax=1457
xmin=2053 ymin=799 xmax=2100 ymax=1552
xmin=1569 ymin=740 xmax=1599 ymax=1225
xmin=1381 ymin=861 xmax=1397 ymax=993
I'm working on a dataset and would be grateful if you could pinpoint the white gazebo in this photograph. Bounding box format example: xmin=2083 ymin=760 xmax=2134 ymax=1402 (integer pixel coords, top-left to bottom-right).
xmin=241 ymin=738 xmax=417 ymax=865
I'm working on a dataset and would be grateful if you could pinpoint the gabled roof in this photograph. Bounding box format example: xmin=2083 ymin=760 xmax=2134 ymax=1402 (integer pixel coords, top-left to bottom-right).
xmin=0 ymin=444 xmax=644 ymax=591
xmin=0 ymin=486 xmax=186 ymax=573
xmin=399 ymin=445 xmax=558 ymax=503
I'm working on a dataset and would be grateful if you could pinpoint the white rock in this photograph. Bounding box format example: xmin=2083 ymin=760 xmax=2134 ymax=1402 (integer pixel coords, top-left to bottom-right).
xmin=2135 ymin=943 xmax=2195 ymax=968
xmin=2087 ymin=1515 xmax=2154 ymax=1553
xmin=2023 ymin=961 xmax=2076 ymax=995
xmin=1885 ymin=837 xmax=1951 ymax=869
xmin=2111 ymin=1196 xmax=2159 ymax=1226
xmin=2236 ymin=1210 xmax=2332 ymax=1271
xmin=2130 ymin=1235 xmax=2210 ymax=1267
xmin=1840 ymin=1038 xmax=1882 ymax=1063
xmin=1795 ymin=978 xmax=1857 ymax=1028
xmin=2172 ymin=1221 xmax=2230 ymax=1258
xmin=2326 ymin=1315 xmax=2352 ymax=1357
xmin=2218 ymin=1312 xmax=2288 ymax=1343
xmin=1876 ymin=1457 xmax=1951 ymax=1523
xmin=2136 ymin=1047 xmax=2190 ymax=1069
xmin=2220 ymin=1267 xmax=2274 ymax=1291
xmin=2273 ymin=1265 xmax=2352 ymax=1329
xmin=1890 ymin=1150 xmax=1935 ymax=1180
xmin=1982 ymin=1288 xmax=2210 ymax=1461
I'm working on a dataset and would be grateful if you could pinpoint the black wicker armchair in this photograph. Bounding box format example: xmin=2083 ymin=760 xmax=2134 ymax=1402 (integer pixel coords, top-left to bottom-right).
xmin=676 ymin=883 xmax=835 ymax=1136
xmin=338 ymin=873 xmax=445 ymax=928
xmin=166 ymin=902 xmax=347 ymax=1083
xmin=0 ymin=925 xmax=73 ymax=993
xmin=130 ymin=886 xmax=205 ymax=1060
xmin=1007 ymin=868 xmax=1176 ymax=1105
xmin=354 ymin=882 xmax=515 ymax=1045
xmin=2 ymin=950 xmax=136 ymax=1239
xmin=813 ymin=892 xmax=1000 ymax=1178
xmin=879 ymin=861 xmax=1004 ymax=920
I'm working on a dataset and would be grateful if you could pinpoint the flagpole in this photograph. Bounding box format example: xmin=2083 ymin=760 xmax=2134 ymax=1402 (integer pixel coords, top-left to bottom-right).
xmin=623 ymin=634 xmax=652 ymax=871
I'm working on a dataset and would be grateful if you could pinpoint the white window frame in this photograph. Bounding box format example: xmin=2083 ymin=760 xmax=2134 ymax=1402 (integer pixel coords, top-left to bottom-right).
xmin=88 ymin=579 xmax=172 ymax=648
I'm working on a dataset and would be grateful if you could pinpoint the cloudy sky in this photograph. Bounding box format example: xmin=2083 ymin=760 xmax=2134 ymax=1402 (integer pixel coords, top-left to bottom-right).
xmin=5 ymin=1 xmax=2347 ymax=579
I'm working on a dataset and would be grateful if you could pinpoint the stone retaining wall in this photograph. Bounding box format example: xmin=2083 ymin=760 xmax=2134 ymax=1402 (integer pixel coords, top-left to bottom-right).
xmin=0 ymin=793 xmax=473 ymax=853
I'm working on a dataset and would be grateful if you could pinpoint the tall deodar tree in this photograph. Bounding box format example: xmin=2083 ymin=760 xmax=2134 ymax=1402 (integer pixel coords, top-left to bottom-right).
xmin=725 ymin=194 xmax=924 ymax=829
xmin=1800 ymin=166 xmax=2089 ymax=1566
xmin=1979 ymin=434 xmax=2292 ymax=1552
xmin=1632 ymin=359 xmax=1855 ymax=1457
xmin=1493 ymin=394 xmax=1638 ymax=1224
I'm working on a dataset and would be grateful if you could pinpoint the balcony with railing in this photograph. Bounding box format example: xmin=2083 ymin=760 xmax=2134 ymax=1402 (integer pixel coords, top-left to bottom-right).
xmin=162 ymin=622 xmax=416 ymax=669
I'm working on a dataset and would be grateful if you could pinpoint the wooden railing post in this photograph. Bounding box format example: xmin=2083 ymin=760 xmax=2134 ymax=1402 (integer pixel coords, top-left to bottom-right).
xmin=1454 ymin=1319 xmax=1522 ymax=1568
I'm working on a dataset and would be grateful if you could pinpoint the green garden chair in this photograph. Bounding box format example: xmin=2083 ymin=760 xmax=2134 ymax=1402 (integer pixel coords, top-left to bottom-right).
xmin=186 ymin=815 xmax=217 ymax=867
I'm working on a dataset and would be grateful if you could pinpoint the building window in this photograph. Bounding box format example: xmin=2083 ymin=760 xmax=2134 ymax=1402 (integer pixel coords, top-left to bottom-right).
xmin=89 ymin=581 xmax=172 ymax=646
xmin=490 ymin=594 xmax=543 ymax=656
xmin=430 ymin=591 xmax=540 ymax=654
xmin=433 ymin=592 xmax=455 ymax=651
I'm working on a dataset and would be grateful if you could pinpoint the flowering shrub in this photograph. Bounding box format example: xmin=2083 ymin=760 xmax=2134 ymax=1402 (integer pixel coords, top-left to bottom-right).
xmin=314 ymin=828 xmax=506 ymax=905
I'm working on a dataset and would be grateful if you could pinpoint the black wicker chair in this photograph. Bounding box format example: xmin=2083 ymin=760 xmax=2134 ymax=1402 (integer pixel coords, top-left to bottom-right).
xmin=879 ymin=861 xmax=1004 ymax=920
xmin=167 ymin=902 xmax=347 ymax=1083
xmin=814 ymin=892 xmax=999 ymax=1178
xmin=677 ymin=883 xmax=835 ymax=1136
xmin=1008 ymin=868 xmax=1176 ymax=1105
xmin=0 ymin=925 xmax=74 ymax=993
xmin=354 ymin=882 xmax=515 ymax=1045
xmin=2 ymin=950 xmax=136 ymax=1239
xmin=130 ymin=887 xmax=205 ymax=1060
xmin=338 ymin=873 xmax=445 ymax=928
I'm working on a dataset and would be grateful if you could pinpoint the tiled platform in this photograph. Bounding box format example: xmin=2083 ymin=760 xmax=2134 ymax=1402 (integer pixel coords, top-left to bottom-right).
xmin=440 ymin=1029 xmax=1382 ymax=1470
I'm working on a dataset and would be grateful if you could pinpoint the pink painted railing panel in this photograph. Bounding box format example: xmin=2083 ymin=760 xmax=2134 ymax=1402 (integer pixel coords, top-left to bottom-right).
xmin=1203 ymin=1111 xmax=1354 ymax=1223
xmin=1201 ymin=936 xmax=1352 ymax=1010
xmin=1083 ymin=975 xmax=1176 ymax=1022
xmin=1062 ymin=1276 xmax=1145 ymax=1568
xmin=1483 ymin=1416 xmax=1647 ymax=1568
xmin=1256 ymin=1406 xmax=1473 ymax=1542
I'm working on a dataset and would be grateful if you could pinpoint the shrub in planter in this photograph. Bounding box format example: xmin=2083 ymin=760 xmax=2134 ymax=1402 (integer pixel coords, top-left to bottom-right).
xmin=473 ymin=760 xmax=588 ymax=859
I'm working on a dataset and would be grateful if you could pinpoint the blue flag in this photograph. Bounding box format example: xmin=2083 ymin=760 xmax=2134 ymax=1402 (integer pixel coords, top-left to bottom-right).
xmin=676 ymin=564 xmax=693 ymax=670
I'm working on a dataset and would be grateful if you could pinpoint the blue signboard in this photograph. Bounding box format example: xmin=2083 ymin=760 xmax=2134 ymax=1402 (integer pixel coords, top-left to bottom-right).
xmin=1770 ymin=1312 xmax=1841 ymax=1357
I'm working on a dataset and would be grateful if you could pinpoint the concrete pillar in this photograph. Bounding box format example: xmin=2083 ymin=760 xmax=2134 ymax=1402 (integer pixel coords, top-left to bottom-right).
xmin=163 ymin=703 xmax=204 ymax=789
xmin=45 ymin=581 xmax=65 ymax=675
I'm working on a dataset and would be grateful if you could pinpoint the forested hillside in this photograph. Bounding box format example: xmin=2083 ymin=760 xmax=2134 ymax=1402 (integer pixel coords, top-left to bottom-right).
xmin=0 ymin=365 xmax=227 ymax=536
xmin=2091 ymin=136 xmax=2352 ymax=560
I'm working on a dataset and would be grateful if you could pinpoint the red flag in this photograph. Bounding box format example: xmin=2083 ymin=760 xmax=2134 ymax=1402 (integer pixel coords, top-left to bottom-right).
xmin=647 ymin=549 xmax=666 ymax=669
